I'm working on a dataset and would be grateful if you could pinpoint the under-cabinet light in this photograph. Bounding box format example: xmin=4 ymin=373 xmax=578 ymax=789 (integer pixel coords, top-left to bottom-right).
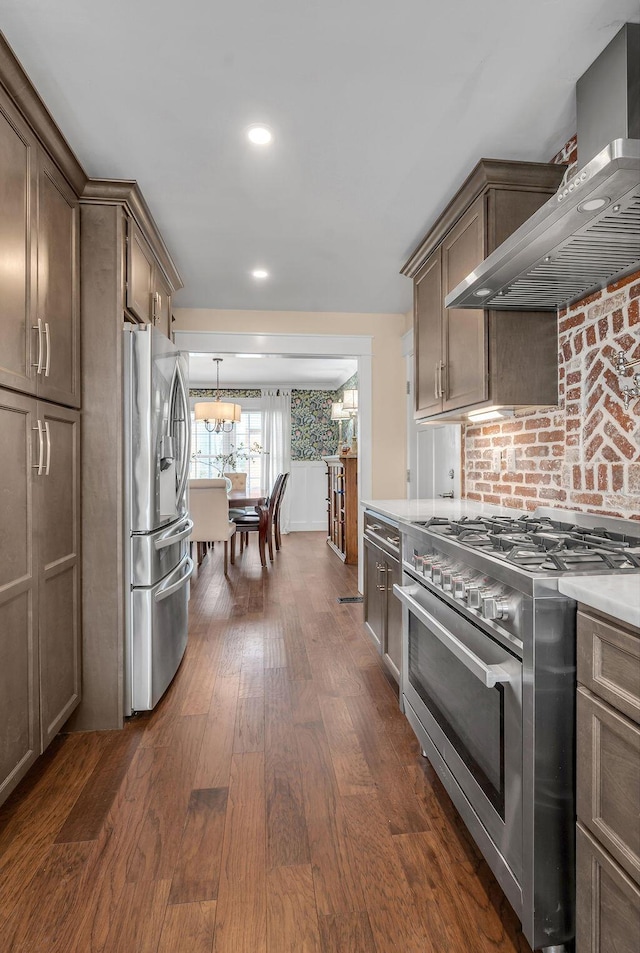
xmin=467 ymin=407 xmax=514 ymax=423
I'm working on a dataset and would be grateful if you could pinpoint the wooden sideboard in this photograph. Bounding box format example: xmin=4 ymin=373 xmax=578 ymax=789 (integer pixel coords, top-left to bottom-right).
xmin=323 ymin=455 xmax=358 ymax=565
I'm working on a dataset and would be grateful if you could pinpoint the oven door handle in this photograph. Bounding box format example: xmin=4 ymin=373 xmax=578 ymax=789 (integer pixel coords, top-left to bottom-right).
xmin=393 ymin=584 xmax=513 ymax=689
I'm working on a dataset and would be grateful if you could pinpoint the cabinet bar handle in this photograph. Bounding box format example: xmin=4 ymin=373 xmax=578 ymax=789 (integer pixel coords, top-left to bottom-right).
xmin=43 ymin=322 xmax=51 ymax=377
xmin=32 ymin=420 xmax=44 ymax=475
xmin=44 ymin=421 xmax=51 ymax=476
xmin=434 ymin=363 xmax=439 ymax=400
xmin=440 ymin=361 xmax=447 ymax=399
xmin=32 ymin=318 xmax=44 ymax=374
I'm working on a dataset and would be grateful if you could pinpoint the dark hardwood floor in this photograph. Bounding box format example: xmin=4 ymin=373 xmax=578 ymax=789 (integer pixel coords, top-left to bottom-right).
xmin=0 ymin=532 xmax=531 ymax=953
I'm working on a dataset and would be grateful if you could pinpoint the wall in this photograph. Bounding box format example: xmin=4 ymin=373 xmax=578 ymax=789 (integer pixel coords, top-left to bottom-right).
xmin=174 ymin=308 xmax=408 ymax=499
xmin=463 ymin=270 xmax=640 ymax=519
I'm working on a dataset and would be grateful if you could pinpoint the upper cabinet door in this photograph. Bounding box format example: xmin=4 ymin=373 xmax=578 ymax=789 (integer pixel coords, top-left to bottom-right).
xmin=126 ymin=219 xmax=154 ymax=323
xmin=441 ymin=196 xmax=487 ymax=412
xmin=36 ymin=156 xmax=80 ymax=408
xmin=0 ymin=91 xmax=37 ymax=396
xmin=414 ymin=248 xmax=443 ymax=419
xmin=152 ymin=269 xmax=172 ymax=338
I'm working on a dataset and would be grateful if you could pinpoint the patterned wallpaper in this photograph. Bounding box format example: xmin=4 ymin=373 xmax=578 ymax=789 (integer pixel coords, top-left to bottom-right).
xmin=190 ymin=373 xmax=359 ymax=461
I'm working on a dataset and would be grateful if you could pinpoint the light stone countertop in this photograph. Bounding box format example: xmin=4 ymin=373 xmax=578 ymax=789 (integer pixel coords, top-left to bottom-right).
xmin=361 ymin=498 xmax=516 ymax=524
xmin=558 ymin=577 xmax=640 ymax=630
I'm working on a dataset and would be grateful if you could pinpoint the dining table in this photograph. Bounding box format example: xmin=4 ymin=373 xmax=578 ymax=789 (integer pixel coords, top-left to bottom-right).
xmin=227 ymin=488 xmax=268 ymax=510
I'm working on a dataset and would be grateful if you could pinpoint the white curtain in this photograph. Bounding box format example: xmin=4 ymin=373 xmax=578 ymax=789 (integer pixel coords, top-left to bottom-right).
xmin=261 ymin=388 xmax=292 ymax=533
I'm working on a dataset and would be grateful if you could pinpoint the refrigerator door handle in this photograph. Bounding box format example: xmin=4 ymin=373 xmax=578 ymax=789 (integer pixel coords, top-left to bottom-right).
xmin=155 ymin=556 xmax=194 ymax=603
xmin=175 ymin=360 xmax=191 ymax=507
xmin=154 ymin=517 xmax=194 ymax=550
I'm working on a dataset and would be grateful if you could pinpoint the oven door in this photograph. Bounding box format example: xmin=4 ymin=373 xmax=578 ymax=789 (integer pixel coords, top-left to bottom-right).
xmin=395 ymin=576 xmax=523 ymax=887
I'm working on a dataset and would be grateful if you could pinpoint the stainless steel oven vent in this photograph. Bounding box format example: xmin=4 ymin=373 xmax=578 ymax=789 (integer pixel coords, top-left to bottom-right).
xmin=446 ymin=23 xmax=640 ymax=312
xmin=445 ymin=139 xmax=640 ymax=311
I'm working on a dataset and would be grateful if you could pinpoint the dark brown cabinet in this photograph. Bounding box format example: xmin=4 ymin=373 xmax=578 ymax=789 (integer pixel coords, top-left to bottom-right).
xmin=324 ymin=455 xmax=358 ymax=565
xmin=403 ymin=159 xmax=566 ymax=421
xmin=0 ymin=390 xmax=80 ymax=805
xmin=363 ymin=513 xmax=402 ymax=683
xmin=126 ymin=217 xmax=173 ymax=336
xmin=0 ymin=88 xmax=80 ymax=408
xmin=576 ymin=607 xmax=640 ymax=953
xmin=75 ymin=181 xmax=182 ymax=732
xmin=0 ymin=33 xmax=84 ymax=808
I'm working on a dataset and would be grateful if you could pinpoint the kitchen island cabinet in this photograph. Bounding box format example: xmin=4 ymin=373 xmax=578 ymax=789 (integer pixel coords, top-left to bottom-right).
xmin=402 ymin=159 xmax=565 ymax=421
xmin=575 ymin=605 xmax=640 ymax=953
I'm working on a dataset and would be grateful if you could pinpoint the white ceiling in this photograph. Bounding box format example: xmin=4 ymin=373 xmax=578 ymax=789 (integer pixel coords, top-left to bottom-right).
xmin=2 ymin=1 xmax=638 ymax=314
xmin=189 ymin=354 xmax=357 ymax=389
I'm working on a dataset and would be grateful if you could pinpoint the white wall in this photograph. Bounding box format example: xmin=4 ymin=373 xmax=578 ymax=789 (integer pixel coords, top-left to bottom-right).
xmin=287 ymin=461 xmax=327 ymax=532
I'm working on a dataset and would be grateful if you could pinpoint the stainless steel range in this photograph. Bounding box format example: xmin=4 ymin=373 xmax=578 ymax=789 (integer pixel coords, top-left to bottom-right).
xmin=394 ymin=507 xmax=640 ymax=953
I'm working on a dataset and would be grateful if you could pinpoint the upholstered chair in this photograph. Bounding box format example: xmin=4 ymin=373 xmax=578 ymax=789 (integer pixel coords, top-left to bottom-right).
xmin=224 ymin=471 xmax=248 ymax=492
xmin=188 ymin=478 xmax=236 ymax=575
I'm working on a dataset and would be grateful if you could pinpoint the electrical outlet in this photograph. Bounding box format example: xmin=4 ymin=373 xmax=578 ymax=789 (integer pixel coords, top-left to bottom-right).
xmin=506 ymin=448 xmax=516 ymax=470
xmin=492 ymin=450 xmax=501 ymax=470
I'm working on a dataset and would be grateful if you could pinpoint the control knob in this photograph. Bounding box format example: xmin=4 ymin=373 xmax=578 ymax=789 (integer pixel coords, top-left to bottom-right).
xmin=442 ymin=571 xmax=454 ymax=591
xmin=466 ymin=585 xmax=485 ymax=610
xmin=482 ymin=595 xmax=510 ymax=621
xmin=452 ymin=575 xmax=467 ymax=600
xmin=431 ymin=564 xmax=445 ymax=585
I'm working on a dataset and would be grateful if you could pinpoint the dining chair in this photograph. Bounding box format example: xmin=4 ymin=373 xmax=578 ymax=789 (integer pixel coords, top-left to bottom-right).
xmin=229 ymin=502 xmax=269 ymax=568
xmin=233 ymin=473 xmax=285 ymax=563
xmin=188 ymin=478 xmax=236 ymax=575
xmin=224 ymin=471 xmax=247 ymax=492
xmin=272 ymin=471 xmax=289 ymax=552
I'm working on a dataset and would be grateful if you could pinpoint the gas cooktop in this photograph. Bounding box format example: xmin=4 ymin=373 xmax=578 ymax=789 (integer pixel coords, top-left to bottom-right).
xmin=414 ymin=514 xmax=640 ymax=575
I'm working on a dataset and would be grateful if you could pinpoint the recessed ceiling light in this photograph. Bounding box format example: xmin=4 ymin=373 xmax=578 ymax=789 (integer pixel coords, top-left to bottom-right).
xmin=247 ymin=124 xmax=273 ymax=145
xmin=251 ymin=268 xmax=269 ymax=279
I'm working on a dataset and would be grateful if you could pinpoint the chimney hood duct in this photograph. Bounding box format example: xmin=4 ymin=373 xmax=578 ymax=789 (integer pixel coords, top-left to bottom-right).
xmin=445 ymin=23 xmax=640 ymax=312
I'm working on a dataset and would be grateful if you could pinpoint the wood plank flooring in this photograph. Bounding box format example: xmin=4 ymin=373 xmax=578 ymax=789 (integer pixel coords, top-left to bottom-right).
xmin=0 ymin=532 xmax=531 ymax=953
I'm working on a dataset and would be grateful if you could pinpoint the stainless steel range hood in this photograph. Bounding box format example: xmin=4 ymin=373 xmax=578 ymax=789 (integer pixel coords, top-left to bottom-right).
xmin=446 ymin=24 xmax=640 ymax=312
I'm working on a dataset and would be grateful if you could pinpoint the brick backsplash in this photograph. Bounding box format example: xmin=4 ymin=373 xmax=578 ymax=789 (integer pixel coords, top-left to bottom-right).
xmin=462 ymin=270 xmax=640 ymax=520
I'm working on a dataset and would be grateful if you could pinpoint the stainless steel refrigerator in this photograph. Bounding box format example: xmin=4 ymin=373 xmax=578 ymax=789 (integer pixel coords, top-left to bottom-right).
xmin=123 ymin=324 xmax=193 ymax=714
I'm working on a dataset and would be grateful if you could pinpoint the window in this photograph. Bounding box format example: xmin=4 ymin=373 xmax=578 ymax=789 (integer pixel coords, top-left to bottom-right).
xmin=190 ymin=407 xmax=263 ymax=493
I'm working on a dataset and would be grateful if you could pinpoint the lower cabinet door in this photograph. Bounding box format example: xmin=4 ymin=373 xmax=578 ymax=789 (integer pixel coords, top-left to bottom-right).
xmin=36 ymin=401 xmax=81 ymax=750
xmin=364 ymin=539 xmax=384 ymax=651
xmin=576 ymin=823 xmax=640 ymax=953
xmin=383 ymin=554 xmax=402 ymax=681
xmin=0 ymin=389 xmax=39 ymax=804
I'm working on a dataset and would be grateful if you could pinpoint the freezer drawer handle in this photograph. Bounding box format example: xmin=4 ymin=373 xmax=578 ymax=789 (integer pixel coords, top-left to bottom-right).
xmin=155 ymin=556 xmax=194 ymax=602
xmin=154 ymin=518 xmax=194 ymax=550
xmin=393 ymin=583 xmax=512 ymax=689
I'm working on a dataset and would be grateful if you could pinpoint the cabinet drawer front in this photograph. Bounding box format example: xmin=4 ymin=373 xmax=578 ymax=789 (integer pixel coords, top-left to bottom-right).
xmin=577 ymin=609 xmax=640 ymax=724
xmin=576 ymin=823 xmax=640 ymax=953
xmin=577 ymin=687 xmax=640 ymax=883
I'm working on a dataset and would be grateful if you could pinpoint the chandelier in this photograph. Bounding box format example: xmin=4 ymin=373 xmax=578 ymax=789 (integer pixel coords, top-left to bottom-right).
xmin=194 ymin=358 xmax=241 ymax=433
